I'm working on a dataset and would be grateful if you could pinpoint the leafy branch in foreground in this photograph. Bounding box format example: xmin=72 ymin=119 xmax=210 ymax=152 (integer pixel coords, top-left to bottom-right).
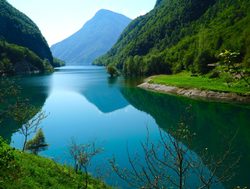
xmin=12 ymin=103 xmax=47 ymax=151
xmin=69 ymin=139 xmax=103 ymax=189
xmin=218 ymin=50 xmax=250 ymax=87
xmin=110 ymin=121 xmax=240 ymax=189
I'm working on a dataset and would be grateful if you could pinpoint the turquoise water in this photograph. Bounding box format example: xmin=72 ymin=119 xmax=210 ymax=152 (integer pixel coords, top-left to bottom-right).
xmin=2 ymin=66 xmax=250 ymax=188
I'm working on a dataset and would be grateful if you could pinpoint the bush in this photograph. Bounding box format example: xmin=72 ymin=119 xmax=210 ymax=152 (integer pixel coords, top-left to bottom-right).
xmin=0 ymin=137 xmax=20 ymax=183
xmin=208 ymin=69 xmax=220 ymax=78
xmin=0 ymin=56 xmax=14 ymax=74
xmin=25 ymin=129 xmax=48 ymax=155
xmin=107 ymin=65 xmax=119 ymax=77
xmin=52 ymin=57 xmax=65 ymax=67
xmin=183 ymin=52 xmax=195 ymax=70
xmin=194 ymin=50 xmax=217 ymax=74
xmin=145 ymin=54 xmax=172 ymax=75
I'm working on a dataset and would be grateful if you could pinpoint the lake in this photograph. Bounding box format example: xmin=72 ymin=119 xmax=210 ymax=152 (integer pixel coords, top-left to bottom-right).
xmin=1 ymin=66 xmax=250 ymax=188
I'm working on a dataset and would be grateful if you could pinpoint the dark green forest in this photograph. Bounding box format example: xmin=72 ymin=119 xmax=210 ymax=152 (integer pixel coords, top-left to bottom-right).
xmin=0 ymin=0 xmax=52 ymax=63
xmin=0 ymin=40 xmax=53 ymax=75
xmin=94 ymin=0 xmax=250 ymax=76
xmin=0 ymin=0 xmax=55 ymax=75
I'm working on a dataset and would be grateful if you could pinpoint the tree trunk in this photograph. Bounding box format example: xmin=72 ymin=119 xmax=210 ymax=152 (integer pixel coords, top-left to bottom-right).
xmin=22 ymin=135 xmax=27 ymax=151
xmin=179 ymin=156 xmax=183 ymax=189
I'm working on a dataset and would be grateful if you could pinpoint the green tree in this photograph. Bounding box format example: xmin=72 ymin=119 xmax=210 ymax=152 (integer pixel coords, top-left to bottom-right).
xmin=25 ymin=128 xmax=48 ymax=155
xmin=194 ymin=50 xmax=215 ymax=74
xmin=12 ymin=105 xmax=47 ymax=151
xmin=0 ymin=56 xmax=13 ymax=74
xmin=219 ymin=50 xmax=250 ymax=86
xmin=107 ymin=65 xmax=119 ymax=77
xmin=69 ymin=140 xmax=102 ymax=189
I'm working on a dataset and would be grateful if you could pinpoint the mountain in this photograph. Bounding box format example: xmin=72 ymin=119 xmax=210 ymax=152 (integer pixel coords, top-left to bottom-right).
xmin=0 ymin=0 xmax=53 ymax=74
xmin=94 ymin=0 xmax=250 ymax=76
xmin=0 ymin=0 xmax=52 ymax=63
xmin=51 ymin=9 xmax=131 ymax=65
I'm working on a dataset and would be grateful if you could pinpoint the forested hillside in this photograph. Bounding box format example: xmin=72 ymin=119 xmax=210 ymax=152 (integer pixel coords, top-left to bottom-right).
xmin=0 ymin=41 xmax=53 ymax=75
xmin=94 ymin=0 xmax=250 ymax=76
xmin=0 ymin=0 xmax=54 ymax=74
xmin=0 ymin=0 xmax=52 ymax=62
xmin=51 ymin=9 xmax=131 ymax=65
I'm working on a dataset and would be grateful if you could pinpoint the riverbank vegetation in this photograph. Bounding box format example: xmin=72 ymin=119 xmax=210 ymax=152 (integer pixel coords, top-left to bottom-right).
xmin=0 ymin=40 xmax=53 ymax=75
xmin=149 ymin=50 xmax=250 ymax=96
xmin=52 ymin=57 xmax=65 ymax=68
xmin=150 ymin=72 xmax=250 ymax=95
xmin=0 ymin=137 xmax=109 ymax=189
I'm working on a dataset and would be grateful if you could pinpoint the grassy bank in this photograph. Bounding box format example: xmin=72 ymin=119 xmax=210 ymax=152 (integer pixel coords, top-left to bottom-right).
xmin=0 ymin=139 xmax=109 ymax=189
xmin=149 ymin=72 xmax=250 ymax=95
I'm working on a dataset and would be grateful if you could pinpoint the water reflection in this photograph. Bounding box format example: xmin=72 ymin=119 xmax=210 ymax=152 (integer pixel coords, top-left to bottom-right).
xmin=0 ymin=75 xmax=49 ymax=142
xmin=51 ymin=66 xmax=128 ymax=113
xmin=121 ymin=86 xmax=250 ymax=188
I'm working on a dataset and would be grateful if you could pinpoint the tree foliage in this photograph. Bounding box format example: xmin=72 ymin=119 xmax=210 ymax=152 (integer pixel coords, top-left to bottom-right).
xmin=0 ymin=40 xmax=53 ymax=75
xmin=12 ymin=104 xmax=47 ymax=151
xmin=218 ymin=49 xmax=250 ymax=86
xmin=52 ymin=57 xmax=65 ymax=67
xmin=69 ymin=139 xmax=102 ymax=189
xmin=107 ymin=64 xmax=119 ymax=77
xmin=25 ymin=128 xmax=48 ymax=155
xmin=0 ymin=137 xmax=20 ymax=183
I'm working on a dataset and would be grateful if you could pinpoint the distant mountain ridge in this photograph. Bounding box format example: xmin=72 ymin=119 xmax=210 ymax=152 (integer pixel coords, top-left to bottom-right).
xmin=51 ymin=9 xmax=131 ymax=65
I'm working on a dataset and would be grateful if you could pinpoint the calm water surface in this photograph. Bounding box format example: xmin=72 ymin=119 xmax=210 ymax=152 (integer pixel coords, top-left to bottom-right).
xmin=2 ymin=66 xmax=250 ymax=188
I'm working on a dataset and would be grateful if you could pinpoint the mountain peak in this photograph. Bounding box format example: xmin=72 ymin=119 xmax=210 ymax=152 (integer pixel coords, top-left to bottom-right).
xmin=51 ymin=10 xmax=131 ymax=65
xmin=94 ymin=9 xmax=129 ymax=19
xmin=96 ymin=9 xmax=113 ymax=14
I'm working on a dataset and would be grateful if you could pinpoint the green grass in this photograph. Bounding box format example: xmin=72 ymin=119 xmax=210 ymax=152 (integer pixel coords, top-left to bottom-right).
xmin=1 ymin=150 xmax=110 ymax=189
xmin=150 ymin=72 xmax=250 ymax=95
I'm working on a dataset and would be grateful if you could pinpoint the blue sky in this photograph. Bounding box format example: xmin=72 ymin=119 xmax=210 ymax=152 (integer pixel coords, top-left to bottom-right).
xmin=7 ymin=0 xmax=156 ymax=46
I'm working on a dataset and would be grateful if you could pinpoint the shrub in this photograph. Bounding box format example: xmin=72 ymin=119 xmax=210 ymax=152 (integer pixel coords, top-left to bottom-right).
xmin=107 ymin=64 xmax=119 ymax=77
xmin=0 ymin=137 xmax=19 ymax=183
xmin=194 ymin=50 xmax=216 ymax=74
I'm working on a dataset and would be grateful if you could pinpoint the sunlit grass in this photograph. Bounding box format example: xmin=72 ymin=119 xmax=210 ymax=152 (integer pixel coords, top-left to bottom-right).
xmin=3 ymin=150 xmax=110 ymax=189
xmin=150 ymin=72 xmax=250 ymax=95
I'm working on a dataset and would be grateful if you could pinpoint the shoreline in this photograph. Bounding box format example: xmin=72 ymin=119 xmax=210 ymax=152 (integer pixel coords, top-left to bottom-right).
xmin=138 ymin=82 xmax=250 ymax=104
